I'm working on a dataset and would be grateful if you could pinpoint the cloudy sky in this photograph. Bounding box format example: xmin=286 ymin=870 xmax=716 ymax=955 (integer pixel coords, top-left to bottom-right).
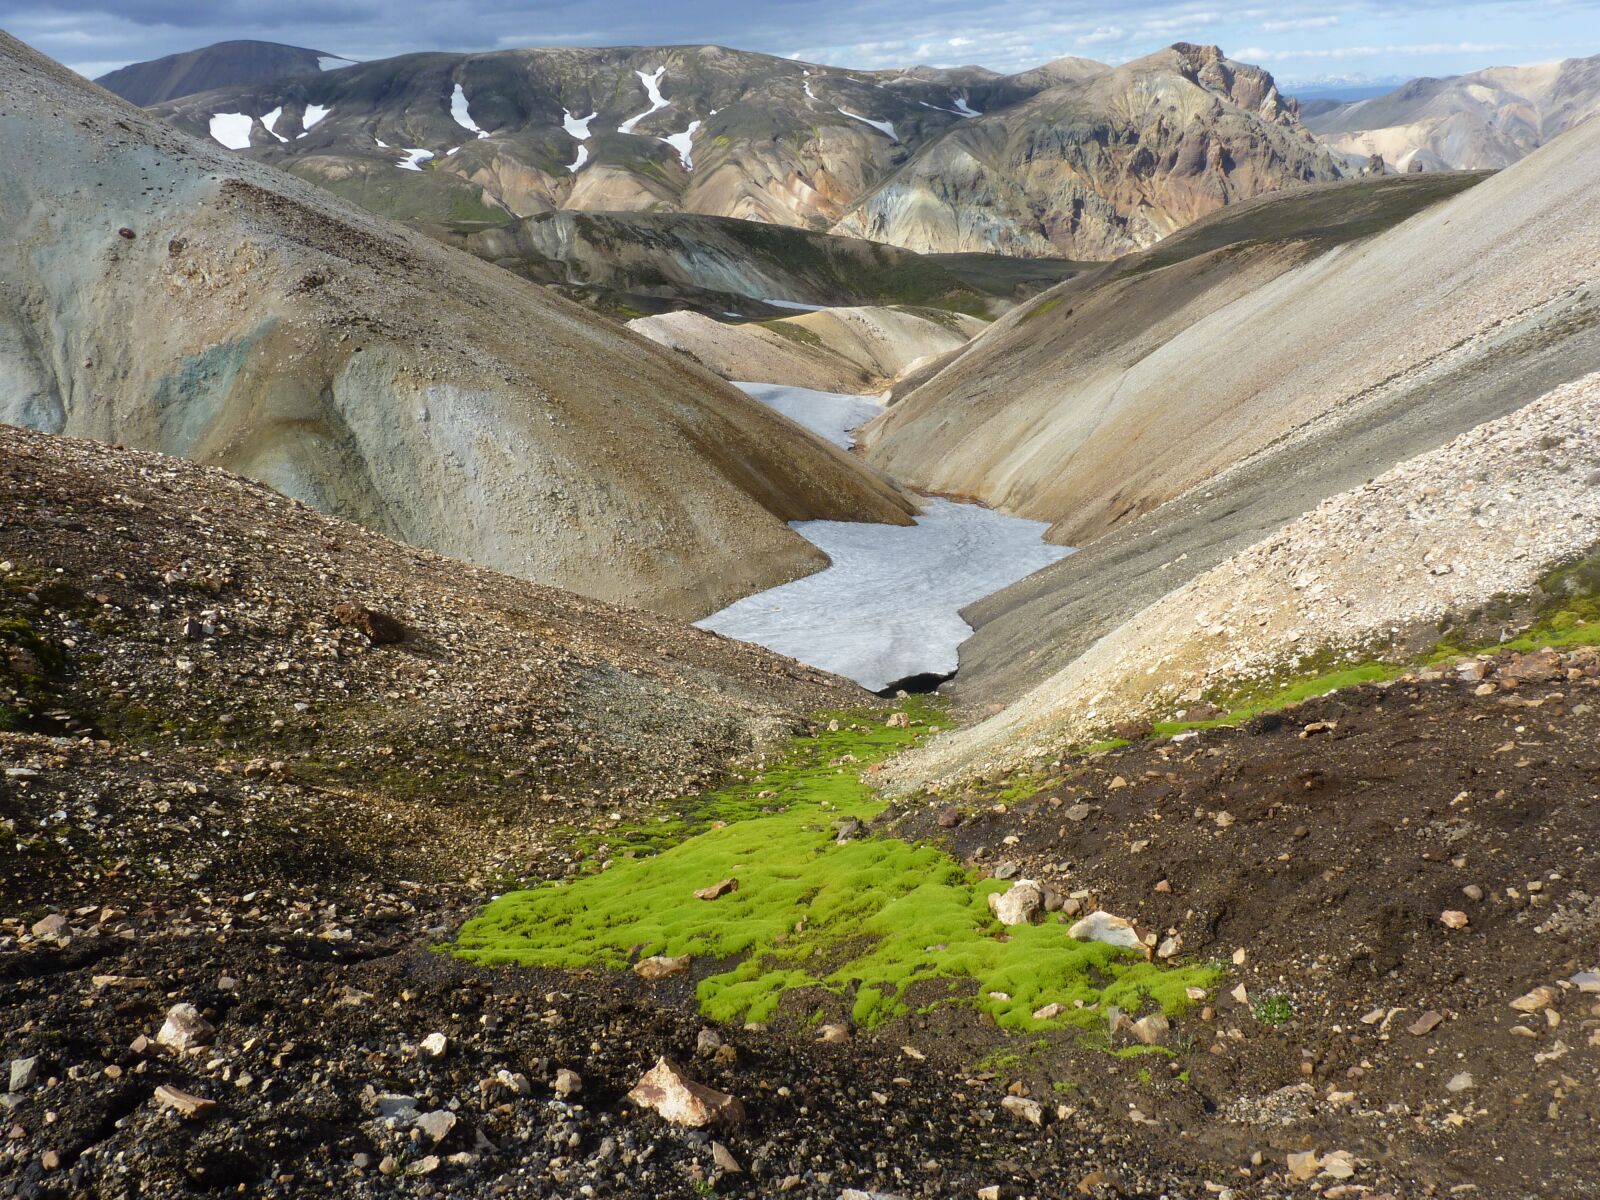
xmin=10 ymin=0 xmax=1598 ymax=91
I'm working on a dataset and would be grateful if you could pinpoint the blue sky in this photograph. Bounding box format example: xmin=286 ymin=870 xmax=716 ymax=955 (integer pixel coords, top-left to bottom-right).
xmin=8 ymin=0 xmax=1598 ymax=90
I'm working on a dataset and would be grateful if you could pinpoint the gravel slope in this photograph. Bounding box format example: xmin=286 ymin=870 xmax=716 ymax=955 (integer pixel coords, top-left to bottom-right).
xmin=886 ymin=120 xmax=1600 ymax=707
xmin=0 ymin=32 xmax=913 ymax=622
xmin=894 ymin=372 xmax=1600 ymax=784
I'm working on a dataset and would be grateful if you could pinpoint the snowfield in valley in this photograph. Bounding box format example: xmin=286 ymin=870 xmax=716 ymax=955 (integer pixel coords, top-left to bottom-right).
xmin=697 ymin=384 xmax=1072 ymax=691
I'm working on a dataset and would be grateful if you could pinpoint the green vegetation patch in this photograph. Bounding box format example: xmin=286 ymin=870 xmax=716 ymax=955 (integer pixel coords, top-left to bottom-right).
xmin=759 ymin=319 xmax=825 ymax=348
xmin=456 ymin=702 xmax=1215 ymax=1031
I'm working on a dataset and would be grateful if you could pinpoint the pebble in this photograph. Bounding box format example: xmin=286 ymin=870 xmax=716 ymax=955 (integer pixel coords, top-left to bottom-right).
xmin=156 ymin=1003 xmax=214 ymax=1052
xmin=420 ymin=1032 xmax=449 ymax=1058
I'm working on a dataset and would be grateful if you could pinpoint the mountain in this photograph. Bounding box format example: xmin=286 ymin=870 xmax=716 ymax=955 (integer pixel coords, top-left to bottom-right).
xmin=143 ymin=44 xmax=1040 ymax=232
xmin=629 ymin=305 xmax=987 ymax=393
xmin=94 ymin=39 xmax=356 ymax=106
xmin=894 ymin=370 xmax=1600 ymax=784
xmin=866 ymin=112 xmax=1600 ymax=731
xmin=133 ymin=40 xmax=1339 ymax=261
xmin=0 ymin=32 xmax=912 ymax=621
xmin=438 ymin=209 xmax=1081 ymax=320
xmin=833 ymin=44 xmax=1343 ymax=258
xmin=1306 ymin=54 xmax=1600 ymax=170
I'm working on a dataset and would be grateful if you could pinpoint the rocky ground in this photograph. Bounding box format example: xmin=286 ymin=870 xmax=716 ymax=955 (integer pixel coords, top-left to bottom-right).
xmin=886 ymin=645 xmax=1600 ymax=1197
xmin=3 ymin=410 xmax=1598 ymax=1200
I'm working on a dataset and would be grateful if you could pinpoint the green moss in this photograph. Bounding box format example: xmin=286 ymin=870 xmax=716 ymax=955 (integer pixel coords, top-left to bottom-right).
xmin=1253 ymin=993 xmax=1294 ymax=1026
xmin=760 ymin=319 xmax=825 ymax=348
xmin=1018 ymin=295 xmax=1063 ymax=324
xmin=456 ymin=701 xmax=1217 ymax=1032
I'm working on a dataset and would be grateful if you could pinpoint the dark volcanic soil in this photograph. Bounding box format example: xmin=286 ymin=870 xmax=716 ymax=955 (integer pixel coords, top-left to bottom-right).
xmin=885 ymin=648 xmax=1600 ymax=1198
xmin=3 ymin=424 xmax=1598 ymax=1199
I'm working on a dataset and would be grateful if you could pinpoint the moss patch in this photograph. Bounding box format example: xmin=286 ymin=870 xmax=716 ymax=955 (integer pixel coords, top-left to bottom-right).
xmin=456 ymin=701 xmax=1216 ymax=1031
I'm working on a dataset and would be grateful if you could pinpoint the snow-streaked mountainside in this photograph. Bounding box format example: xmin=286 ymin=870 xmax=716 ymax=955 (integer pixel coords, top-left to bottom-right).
xmin=1306 ymin=52 xmax=1600 ymax=170
xmin=129 ymin=39 xmax=1338 ymax=260
xmin=0 ymin=30 xmax=913 ymax=622
xmin=95 ymin=40 xmax=354 ymax=106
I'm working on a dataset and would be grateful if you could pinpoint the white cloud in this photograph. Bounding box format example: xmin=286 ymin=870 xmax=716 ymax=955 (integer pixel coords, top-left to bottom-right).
xmin=1077 ymin=25 xmax=1126 ymax=47
xmin=1239 ymin=40 xmax=1522 ymax=63
xmin=948 ymin=36 xmax=973 ymax=48
xmin=1261 ymin=16 xmax=1339 ymax=33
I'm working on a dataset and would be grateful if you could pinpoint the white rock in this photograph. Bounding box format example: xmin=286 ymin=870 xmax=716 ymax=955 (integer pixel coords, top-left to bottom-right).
xmin=626 ymin=1057 xmax=745 ymax=1127
xmin=1066 ymin=910 xmax=1144 ymax=952
xmin=156 ymin=1003 xmax=214 ymax=1052
xmin=1000 ymin=1094 xmax=1043 ymax=1126
xmin=989 ymin=879 xmax=1044 ymax=926
xmin=420 ymin=1032 xmax=448 ymax=1058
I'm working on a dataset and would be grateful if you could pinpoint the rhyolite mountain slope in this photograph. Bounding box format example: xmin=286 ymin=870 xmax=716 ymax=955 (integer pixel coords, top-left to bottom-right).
xmin=95 ymin=39 xmax=356 ymax=106
xmin=0 ymin=32 xmax=912 ymax=621
xmin=1307 ymin=53 xmax=1600 ymax=171
xmin=867 ymin=112 xmax=1600 ymax=709
xmin=137 ymin=39 xmax=1338 ymax=259
xmin=833 ymin=44 xmax=1343 ymax=258
xmin=892 ymin=372 xmax=1600 ymax=785
xmin=440 ymin=209 xmax=1082 ymax=319
xmin=629 ymin=306 xmax=987 ymax=393
xmin=146 ymin=43 xmax=1040 ymax=231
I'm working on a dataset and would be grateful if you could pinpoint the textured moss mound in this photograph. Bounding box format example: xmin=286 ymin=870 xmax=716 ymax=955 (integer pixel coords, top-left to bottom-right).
xmin=456 ymin=704 xmax=1216 ymax=1030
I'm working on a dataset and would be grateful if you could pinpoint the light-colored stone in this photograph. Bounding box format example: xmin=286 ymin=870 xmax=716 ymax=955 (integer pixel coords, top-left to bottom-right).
xmin=1446 ymin=1071 xmax=1474 ymax=1093
xmin=8 ymin=1057 xmax=38 ymax=1092
xmin=414 ymin=1109 xmax=456 ymax=1143
xmin=554 ymin=1068 xmax=582 ymax=1097
xmin=1066 ymin=910 xmax=1144 ymax=953
xmin=1130 ymin=1013 xmax=1169 ymax=1045
xmin=989 ymin=879 xmax=1045 ymax=926
xmin=1000 ymin=1095 xmax=1043 ymax=1126
xmin=156 ymin=1003 xmax=214 ymax=1052
xmin=153 ymin=1084 xmax=216 ymax=1118
xmin=694 ymin=878 xmax=738 ymax=901
xmin=420 ymin=1032 xmax=448 ymax=1058
xmin=817 ymin=1023 xmax=851 ymax=1044
xmin=711 ymin=1140 xmax=742 ymax=1173
xmin=626 ymin=1057 xmax=745 ymax=1127
xmin=1511 ymin=986 xmax=1556 ymax=1013
xmin=1440 ymin=910 xmax=1469 ymax=929
xmin=633 ymin=954 xmax=691 ymax=981
xmin=1286 ymin=1151 xmax=1321 ymax=1182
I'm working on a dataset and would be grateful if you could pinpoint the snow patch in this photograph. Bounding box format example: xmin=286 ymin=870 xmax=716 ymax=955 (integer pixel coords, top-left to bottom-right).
xmin=396 ymin=147 xmax=434 ymax=171
xmin=619 ymin=66 xmax=669 ymax=134
xmin=661 ymin=119 xmax=701 ymax=170
xmin=696 ymin=383 xmax=1074 ymax=690
xmin=837 ymin=107 xmax=896 ymax=140
xmin=698 ymin=497 xmax=1072 ymax=691
xmin=260 ymin=106 xmax=287 ymax=141
xmin=450 ymin=83 xmax=489 ymax=138
xmin=298 ymin=104 xmax=331 ymax=137
xmin=952 ymin=94 xmax=982 ymax=117
xmin=318 ymin=55 xmax=355 ymax=71
xmin=562 ymin=108 xmax=597 ymax=139
xmin=567 ymin=143 xmax=589 ymax=172
xmin=732 ymin=383 xmax=881 ymax=449
xmin=208 ymin=112 xmax=254 ymax=150
xmin=373 ymin=134 xmax=389 ymax=148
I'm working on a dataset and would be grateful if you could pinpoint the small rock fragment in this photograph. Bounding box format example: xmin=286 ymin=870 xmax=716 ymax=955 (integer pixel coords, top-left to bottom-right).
xmin=553 ymin=1068 xmax=582 ymax=1098
xmin=420 ymin=1032 xmax=448 ymax=1058
xmin=1440 ymin=910 xmax=1469 ymax=929
xmin=1407 ymin=1010 xmax=1444 ymax=1037
xmin=1511 ymin=986 xmax=1556 ymax=1013
xmin=634 ymin=954 xmax=691 ymax=980
xmin=413 ymin=1110 xmax=456 ymax=1143
xmin=989 ymin=879 xmax=1044 ymax=926
xmin=1000 ymin=1095 xmax=1043 ymax=1126
xmin=711 ymin=1140 xmax=742 ymax=1173
xmin=156 ymin=1003 xmax=214 ymax=1052
xmin=626 ymin=1057 xmax=745 ymax=1128
xmin=153 ymin=1085 xmax=216 ymax=1118
xmin=1446 ymin=1071 xmax=1474 ymax=1093
xmin=694 ymin=878 xmax=738 ymax=901
xmin=1066 ymin=911 xmax=1144 ymax=953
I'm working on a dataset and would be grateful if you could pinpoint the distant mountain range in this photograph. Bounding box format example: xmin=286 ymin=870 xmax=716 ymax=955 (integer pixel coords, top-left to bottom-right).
xmin=1305 ymin=53 xmax=1600 ymax=170
xmin=94 ymin=38 xmax=1340 ymax=260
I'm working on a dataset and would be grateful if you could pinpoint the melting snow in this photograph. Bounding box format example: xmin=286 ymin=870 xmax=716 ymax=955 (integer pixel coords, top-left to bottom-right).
xmin=952 ymin=95 xmax=982 ymax=117
xmin=318 ymin=55 xmax=355 ymax=71
xmin=396 ymin=147 xmax=434 ymax=171
xmin=450 ymin=83 xmax=489 ymax=137
xmin=208 ymin=113 xmax=254 ymax=149
xmin=695 ymin=384 xmax=1074 ymax=691
xmin=734 ymin=383 xmax=883 ymax=449
xmin=837 ymin=107 xmax=897 ymax=140
xmin=619 ymin=66 xmax=669 ymax=134
xmin=260 ymin=106 xmax=287 ymax=141
xmin=661 ymin=119 xmax=701 ymax=170
xmin=562 ymin=108 xmax=597 ymax=139
xmin=298 ymin=104 xmax=331 ymax=137
xmin=568 ymin=143 xmax=589 ymax=172
xmin=373 ymin=134 xmax=389 ymax=148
